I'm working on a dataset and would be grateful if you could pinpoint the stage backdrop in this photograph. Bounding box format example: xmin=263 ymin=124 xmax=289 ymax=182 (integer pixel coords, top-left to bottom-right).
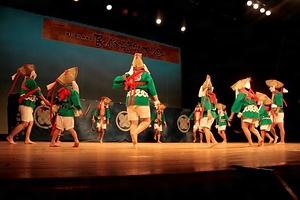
xmin=0 ymin=6 xmax=182 ymax=135
xmin=10 ymin=98 xmax=193 ymax=142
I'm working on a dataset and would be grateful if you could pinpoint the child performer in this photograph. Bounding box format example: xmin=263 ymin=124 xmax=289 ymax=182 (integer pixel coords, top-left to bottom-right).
xmin=188 ymin=103 xmax=204 ymax=143
xmin=215 ymin=103 xmax=231 ymax=143
xmin=91 ymin=96 xmax=111 ymax=143
xmin=152 ymin=103 xmax=167 ymax=143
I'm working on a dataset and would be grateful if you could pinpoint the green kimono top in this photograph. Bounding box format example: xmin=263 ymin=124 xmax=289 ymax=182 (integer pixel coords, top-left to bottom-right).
xmin=273 ymin=91 xmax=284 ymax=113
xmin=56 ymin=86 xmax=82 ymax=117
xmin=151 ymin=110 xmax=166 ymax=125
xmin=188 ymin=112 xmax=194 ymax=120
xmin=113 ymin=70 xmax=157 ymax=106
xmin=216 ymin=111 xmax=229 ymax=126
xmin=20 ymin=78 xmax=42 ymax=108
xmin=199 ymin=94 xmax=217 ymax=118
xmin=231 ymin=92 xmax=259 ymax=119
xmin=258 ymin=105 xmax=272 ymax=126
xmin=91 ymin=107 xmax=111 ymax=123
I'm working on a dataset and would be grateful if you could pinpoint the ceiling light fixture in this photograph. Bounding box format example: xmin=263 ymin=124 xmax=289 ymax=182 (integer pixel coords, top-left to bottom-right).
xmin=106 ymin=4 xmax=112 ymax=11
xmin=156 ymin=18 xmax=162 ymax=25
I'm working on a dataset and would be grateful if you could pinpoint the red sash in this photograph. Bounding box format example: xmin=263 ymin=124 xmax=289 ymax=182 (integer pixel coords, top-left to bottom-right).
xmin=18 ymin=79 xmax=40 ymax=104
xmin=123 ymin=69 xmax=147 ymax=105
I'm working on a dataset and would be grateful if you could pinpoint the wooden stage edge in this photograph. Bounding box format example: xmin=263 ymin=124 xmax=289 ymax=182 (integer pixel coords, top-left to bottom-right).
xmin=0 ymin=141 xmax=300 ymax=199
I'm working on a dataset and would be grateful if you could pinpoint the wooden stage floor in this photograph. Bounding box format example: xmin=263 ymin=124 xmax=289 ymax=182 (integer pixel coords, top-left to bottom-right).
xmin=1 ymin=141 xmax=300 ymax=199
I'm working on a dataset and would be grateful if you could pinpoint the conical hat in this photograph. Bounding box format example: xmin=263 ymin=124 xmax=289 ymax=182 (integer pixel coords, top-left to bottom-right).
xmin=231 ymin=77 xmax=250 ymax=91
xmin=256 ymin=92 xmax=268 ymax=101
xmin=216 ymin=103 xmax=226 ymax=110
xmin=256 ymin=92 xmax=272 ymax=105
xmin=132 ymin=53 xmax=144 ymax=69
xmin=102 ymin=96 xmax=112 ymax=105
xmin=202 ymin=75 xmax=212 ymax=90
xmin=19 ymin=64 xmax=35 ymax=76
xmin=57 ymin=67 xmax=78 ymax=86
xmin=263 ymin=97 xmax=273 ymax=105
xmin=266 ymin=79 xmax=284 ymax=89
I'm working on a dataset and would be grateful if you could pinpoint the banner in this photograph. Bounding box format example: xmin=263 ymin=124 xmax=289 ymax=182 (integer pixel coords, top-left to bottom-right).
xmin=42 ymin=18 xmax=180 ymax=64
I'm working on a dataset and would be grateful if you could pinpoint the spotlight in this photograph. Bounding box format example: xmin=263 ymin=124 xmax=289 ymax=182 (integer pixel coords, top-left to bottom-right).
xmin=253 ymin=3 xmax=259 ymax=9
xmin=265 ymin=10 xmax=271 ymax=16
xmin=260 ymin=8 xmax=265 ymax=13
xmin=106 ymin=4 xmax=112 ymax=10
xmin=156 ymin=18 xmax=161 ymax=25
xmin=181 ymin=26 xmax=186 ymax=32
xmin=123 ymin=9 xmax=128 ymax=15
xmin=246 ymin=0 xmax=253 ymax=6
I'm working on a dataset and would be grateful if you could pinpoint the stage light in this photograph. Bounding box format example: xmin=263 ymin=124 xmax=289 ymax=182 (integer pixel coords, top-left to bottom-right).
xmin=246 ymin=0 xmax=272 ymax=18
xmin=181 ymin=19 xmax=186 ymax=32
xmin=106 ymin=4 xmax=112 ymax=11
xmin=123 ymin=9 xmax=128 ymax=15
xmin=265 ymin=10 xmax=271 ymax=16
xmin=247 ymin=0 xmax=253 ymax=6
xmin=156 ymin=18 xmax=162 ymax=25
xmin=253 ymin=3 xmax=259 ymax=9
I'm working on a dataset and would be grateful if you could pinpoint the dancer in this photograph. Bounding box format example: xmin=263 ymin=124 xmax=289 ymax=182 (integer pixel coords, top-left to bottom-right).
xmin=256 ymin=92 xmax=278 ymax=144
xmin=198 ymin=75 xmax=218 ymax=147
xmin=266 ymin=79 xmax=288 ymax=144
xmin=91 ymin=96 xmax=111 ymax=143
xmin=6 ymin=64 xmax=50 ymax=144
xmin=47 ymin=67 xmax=83 ymax=147
xmin=113 ymin=53 xmax=160 ymax=148
xmin=188 ymin=103 xmax=204 ymax=143
xmin=228 ymin=77 xmax=263 ymax=146
xmin=151 ymin=103 xmax=167 ymax=143
xmin=215 ymin=103 xmax=231 ymax=143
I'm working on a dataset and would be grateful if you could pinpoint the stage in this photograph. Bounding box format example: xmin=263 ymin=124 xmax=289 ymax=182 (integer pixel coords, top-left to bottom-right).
xmin=1 ymin=141 xmax=300 ymax=199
